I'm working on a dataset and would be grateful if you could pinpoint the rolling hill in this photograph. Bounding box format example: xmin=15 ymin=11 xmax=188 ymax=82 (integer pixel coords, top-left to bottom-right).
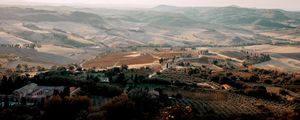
xmin=0 ymin=5 xmax=299 ymax=68
xmin=0 ymin=5 xmax=299 ymax=47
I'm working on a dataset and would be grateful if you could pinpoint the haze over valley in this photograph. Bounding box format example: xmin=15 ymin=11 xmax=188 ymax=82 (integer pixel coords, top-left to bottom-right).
xmin=0 ymin=2 xmax=300 ymax=120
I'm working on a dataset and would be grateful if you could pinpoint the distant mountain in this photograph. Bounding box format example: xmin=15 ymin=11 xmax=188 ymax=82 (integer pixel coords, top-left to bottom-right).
xmin=152 ymin=5 xmax=298 ymax=27
xmin=0 ymin=5 xmax=299 ymax=47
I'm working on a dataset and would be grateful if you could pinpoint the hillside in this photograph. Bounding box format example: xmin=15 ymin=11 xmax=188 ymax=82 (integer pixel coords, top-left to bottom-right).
xmin=0 ymin=5 xmax=299 ymax=47
xmin=0 ymin=5 xmax=300 ymax=68
xmin=0 ymin=47 xmax=75 ymax=68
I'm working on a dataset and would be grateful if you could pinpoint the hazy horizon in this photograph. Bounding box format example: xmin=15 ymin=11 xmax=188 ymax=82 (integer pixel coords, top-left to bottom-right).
xmin=0 ymin=0 xmax=300 ymax=11
xmin=0 ymin=1 xmax=300 ymax=120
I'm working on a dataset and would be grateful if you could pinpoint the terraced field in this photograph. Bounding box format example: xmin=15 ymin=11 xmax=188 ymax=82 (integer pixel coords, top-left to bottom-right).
xmin=169 ymin=91 xmax=298 ymax=118
xmin=170 ymin=98 xmax=260 ymax=118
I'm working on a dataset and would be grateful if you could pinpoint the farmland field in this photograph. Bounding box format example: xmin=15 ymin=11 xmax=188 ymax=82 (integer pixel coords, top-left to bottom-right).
xmin=152 ymin=51 xmax=185 ymax=58
xmin=82 ymin=52 xmax=159 ymax=69
xmin=277 ymin=53 xmax=300 ymax=61
xmin=219 ymin=51 xmax=247 ymax=60
xmin=190 ymin=56 xmax=210 ymax=64
xmin=169 ymin=90 xmax=298 ymax=118
xmin=153 ymin=69 xmax=206 ymax=83
xmin=0 ymin=47 xmax=75 ymax=68
xmin=254 ymin=59 xmax=300 ymax=72
xmin=36 ymin=44 xmax=84 ymax=56
xmin=244 ymin=45 xmax=300 ymax=53
xmin=241 ymin=45 xmax=300 ymax=72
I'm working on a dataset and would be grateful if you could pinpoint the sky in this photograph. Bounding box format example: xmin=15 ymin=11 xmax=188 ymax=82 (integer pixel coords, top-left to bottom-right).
xmin=1 ymin=0 xmax=300 ymax=11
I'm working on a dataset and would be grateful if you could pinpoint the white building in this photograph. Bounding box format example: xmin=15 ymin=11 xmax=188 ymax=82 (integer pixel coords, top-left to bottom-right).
xmin=13 ymin=83 xmax=65 ymax=99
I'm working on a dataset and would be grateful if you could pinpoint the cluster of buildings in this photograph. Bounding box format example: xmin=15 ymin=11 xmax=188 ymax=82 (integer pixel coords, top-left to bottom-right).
xmin=1 ymin=83 xmax=79 ymax=106
xmin=12 ymin=83 xmax=64 ymax=99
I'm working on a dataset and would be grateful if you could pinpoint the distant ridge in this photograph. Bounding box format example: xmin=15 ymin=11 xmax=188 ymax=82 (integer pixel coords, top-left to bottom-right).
xmin=0 ymin=5 xmax=299 ymax=47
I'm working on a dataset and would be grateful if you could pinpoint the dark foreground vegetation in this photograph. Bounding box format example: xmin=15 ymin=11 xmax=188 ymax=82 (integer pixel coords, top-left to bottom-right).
xmin=0 ymin=63 xmax=299 ymax=120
